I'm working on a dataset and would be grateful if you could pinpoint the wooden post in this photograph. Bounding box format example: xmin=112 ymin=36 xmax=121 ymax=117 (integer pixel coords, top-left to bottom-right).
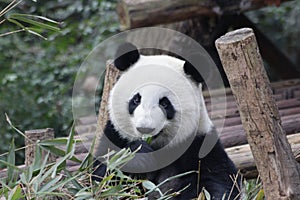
xmin=215 ymin=28 xmax=300 ymax=199
xmin=97 ymin=60 xmax=120 ymax=134
xmin=25 ymin=128 xmax=56 ymax=166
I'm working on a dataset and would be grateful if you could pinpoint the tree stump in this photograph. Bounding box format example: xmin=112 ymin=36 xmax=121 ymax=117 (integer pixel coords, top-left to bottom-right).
xmin=215 ymin=28 xmax=300 ymax=199
xmin=25 ymin=128 xmax=56 ymax=166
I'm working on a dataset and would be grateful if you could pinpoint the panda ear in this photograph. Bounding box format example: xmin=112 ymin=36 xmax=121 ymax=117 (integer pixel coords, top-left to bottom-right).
xmin=114 ymin=42 xmax=140 ymax=71
xmin=183 ymin=53 xmax=204 ymax=84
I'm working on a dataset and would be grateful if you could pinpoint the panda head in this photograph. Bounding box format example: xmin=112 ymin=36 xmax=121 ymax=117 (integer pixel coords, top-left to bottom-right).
xmin=109 ymin=43 xmax=213 ymax=148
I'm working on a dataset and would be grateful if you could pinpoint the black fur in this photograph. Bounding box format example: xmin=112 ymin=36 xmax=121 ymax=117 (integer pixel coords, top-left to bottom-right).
xmin=114 ymin=42 xmax=140 ymax=71
xmin=93 ymin=120 xmax=154 ymax=181
xmin=148 ymin=129 xmax=240 ymax=199
xmin=183 ymin=53 xmax=205 ymax=83
xmin=159 ymin=97 xmax=176 ymax=120
xmin=94 ymin=121 xmax=241 ymax=199
xmin=128 ymin=93 xmax=141 ymax=115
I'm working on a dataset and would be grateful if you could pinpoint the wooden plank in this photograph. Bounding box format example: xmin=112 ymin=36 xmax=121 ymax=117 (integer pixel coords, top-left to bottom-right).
xmin=203 ymin=78 xmax=300 ymax=98
xmin=220 ymin=113 xmax=300 ymax=148
xmin=227 ymin=136 xmax=300 ymax=179
xmin=117 ymin=0 xmax=291 ymax=30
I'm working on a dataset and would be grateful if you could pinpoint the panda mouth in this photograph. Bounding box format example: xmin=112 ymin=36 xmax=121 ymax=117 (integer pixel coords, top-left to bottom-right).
xmin=141 ymin=129 xmax=163 ymax=141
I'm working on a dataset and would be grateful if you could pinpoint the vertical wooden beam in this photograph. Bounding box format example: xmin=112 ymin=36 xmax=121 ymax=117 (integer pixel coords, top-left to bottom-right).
xmin=215 ymin=28 xmax=300 ymax=200
xmin=97 ymin=60 xmax=120 ymax=134
xmin=25 ymin=128 xmax=56 ymax=166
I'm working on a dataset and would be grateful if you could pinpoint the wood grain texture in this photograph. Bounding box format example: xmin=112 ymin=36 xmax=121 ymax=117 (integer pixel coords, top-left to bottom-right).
xmin=216 ymin=28 xmax=300 ymax=200
xmin=117 ymin=0 xmax=291 ymax=29
xmin=25 ymin=128 xmax=56 ymax=166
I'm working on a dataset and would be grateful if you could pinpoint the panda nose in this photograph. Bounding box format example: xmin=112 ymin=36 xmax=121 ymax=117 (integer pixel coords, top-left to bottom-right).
xmin=136 ymin=127 xmax=155 ymax=134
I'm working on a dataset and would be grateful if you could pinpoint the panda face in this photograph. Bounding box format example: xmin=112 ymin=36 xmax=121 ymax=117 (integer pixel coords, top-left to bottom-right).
xmin=109 ymin=43 xmax=213 ymax=147
xmin=128 ymin=85 xmax=176 ymax=137
xmin=108 ymin=56 xmax=202 ymax=146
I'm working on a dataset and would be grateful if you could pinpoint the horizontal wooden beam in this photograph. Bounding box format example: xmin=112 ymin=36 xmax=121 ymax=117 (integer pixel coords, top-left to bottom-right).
xmin=117 ymin=0 xmax=291 ymax=30
xmin=227 ymin=133 xmax=300 ymax=178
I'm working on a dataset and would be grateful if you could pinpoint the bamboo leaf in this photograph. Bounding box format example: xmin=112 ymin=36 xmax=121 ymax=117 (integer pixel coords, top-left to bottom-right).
xmin=38 ymin=144 xmax=78 ymax=162
xmin=5 ymin=113 xmax=27 ymax=139
xmin=8 ymin=13 xmax=62 ymax=25
xmin=203 ymin=188 xmax=211 ymax=200
xmin=6 ymin=17 xmax=26 ymax=29
xmin=39 ymin=138 xmax=82 ymax=146
xmin=0 ymin=160 xmax=24 ymax=173
xmin=66 ymin=124 xmax=75 ymax=154
xmin=142 ymin=180 xmax=163 ymax=196
xmin=27 ymin=29 xmax=47 ymax=40
xmin=145 ymin=170 xmax=195 ymax=195
xmin=7 ymin=138 xmax=15 ymax=182
xmin=255 ymin=189 xmax=264 ymax=200
xmin=65 ymin=170 xmax=83 ymax=190
xmin=79 ymin=136 xmax=96 ymax=171
xmin=39 ymin=173 xmax=79 ymax=194
xmin=39 ymin=138 xmax=69 ymax=146
xmin=32 ymin=143 xmax=43 ymax=170
xmin=39 ymin=174 xmax=62 ymax=193
xmin=8 ymin=184 xmax=22 ymax=200
xmin=8 ymin=14 xmax=60 ymax=31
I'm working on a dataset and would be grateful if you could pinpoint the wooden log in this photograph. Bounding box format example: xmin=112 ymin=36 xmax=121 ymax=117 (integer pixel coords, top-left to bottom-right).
xmin=216 ymin=28 xmax=300 ymax=200
xmin=25 ymin=128 xmax=57 ymax=166
xmin=97 ymin=60 xmax=120 ymax=132
xmin=207 ymin=96 xmax=300 ymax=113
xmin=227 ymin=139 xmax=300 ymax=179
xmin=96 ymin=60 xmax=120 ymax=137
xmin=203 ymin=79 xmax=300 ymax=98
xmin=220 ymin=113 xmax=300 ymax=148
xmin=117 ymin=0 xmax=291 ymax=30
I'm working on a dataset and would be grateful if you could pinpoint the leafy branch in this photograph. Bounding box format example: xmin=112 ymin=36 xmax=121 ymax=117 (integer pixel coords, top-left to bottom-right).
xmin=0 ymin=0 xmax=61 ymax=39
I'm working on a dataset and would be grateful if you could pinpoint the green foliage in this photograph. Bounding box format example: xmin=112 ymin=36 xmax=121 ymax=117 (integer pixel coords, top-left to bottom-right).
xmin=0 ymin=0 xmax=61 ymax=38
xmin=243 ymin=178 xmax=264 ymax=200
xmin=246 ymin=1 xmax=300 ymax=66
xmin=0 ymin=125 xmax=194 ymax=199
xmin=0 ymin=0 xmax=119 ymax=165
xmin=0 ymin=119 xmax=265 ymax=199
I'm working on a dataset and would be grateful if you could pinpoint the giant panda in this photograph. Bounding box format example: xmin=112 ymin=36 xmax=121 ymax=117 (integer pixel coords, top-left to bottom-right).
xmin=93 ymin=42 xmax=241 ymax=199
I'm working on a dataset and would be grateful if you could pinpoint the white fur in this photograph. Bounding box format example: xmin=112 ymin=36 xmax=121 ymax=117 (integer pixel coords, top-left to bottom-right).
xmin=132 ymin=85 xmax=169 ymax=136
xmin=108 ymin=55 xmax=213 ymax=147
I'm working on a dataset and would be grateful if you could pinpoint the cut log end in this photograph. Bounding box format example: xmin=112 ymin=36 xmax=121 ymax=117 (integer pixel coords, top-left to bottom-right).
xmin=25 ymin=128 xmax=56 ymax=166
xmin=215 ymin=28 xmax=254 ymax=45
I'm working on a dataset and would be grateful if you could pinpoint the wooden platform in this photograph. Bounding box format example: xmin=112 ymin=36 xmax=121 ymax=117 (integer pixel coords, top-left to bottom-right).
xmin=1 ymin=79 xmax=300 ymax=179
xmin=71 ymin=79 xmax=300 ymax=178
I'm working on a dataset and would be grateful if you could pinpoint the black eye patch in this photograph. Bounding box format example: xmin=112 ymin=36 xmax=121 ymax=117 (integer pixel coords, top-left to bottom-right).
xmin=128 ymin=93 xmax=141 ymax=115
xmin=159 ymin=97 xmax=176 ymax=120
